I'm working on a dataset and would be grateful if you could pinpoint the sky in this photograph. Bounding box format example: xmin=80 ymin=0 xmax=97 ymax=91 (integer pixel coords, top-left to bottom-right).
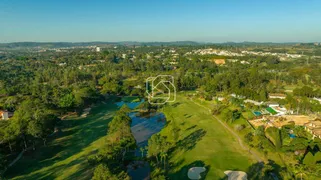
xmin=1 ymin=0 xmax=321 ymax=43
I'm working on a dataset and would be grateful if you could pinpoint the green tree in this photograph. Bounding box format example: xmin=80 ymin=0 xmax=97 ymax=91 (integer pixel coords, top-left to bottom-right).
xmin=245 ymin=132 xmax=254 ymax=144
xmin=259 ymin=89 xmax=267 ymax=101
xmin=314 ymin=151 xmax=321 ymax=163
xmin=72 ymin=86 xmax=95 ymax=107
xmin=255 ymin=126 xmax=265 ymax=137
xmin=160 ymin=151 xmax=168 ymax=169
xmin=11 ymin=99 xmax=35 ymax=149
xmin=0 ymin=152 xmax=7 ymax=172
xmin=58 ymin=93 xmax=75 ymax=108
xmin=92 ymin=164 xmax=118 ymax=180
xmin=211 ymin=104 xmax=226 ymax=115
xmin=303 ymin=152 xmax=316 ymax=166
xmin=119 ymin=104 xmax=131 ymax=114
xmin=101 ymin=80 xmax=120 ymax=95
xmin=221 ymin=109 xmax=233 ymax=122
xmin=266 ymin=127 xmax=282 ymax=150
xmin=140 ymin=147 xmax=145 ymax=157
xmin=291 ymin=164 xmax=307 ymax=180
xmin=27 ymin=110 xmax=57 ymax=146
xmin=232 ymin=109 xmax=241 ymax=121
xmin=1 ymin=122 xmax=16 ymax=152
xmin=148 ymin=134 xmax=161 ymax=164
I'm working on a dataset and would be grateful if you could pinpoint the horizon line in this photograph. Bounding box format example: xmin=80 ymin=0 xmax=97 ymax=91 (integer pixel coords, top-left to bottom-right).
xmin=1 ymin=40 xmax=320 ymax=44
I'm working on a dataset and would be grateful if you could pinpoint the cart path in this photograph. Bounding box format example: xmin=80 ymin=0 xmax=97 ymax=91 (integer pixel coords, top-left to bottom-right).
xmin=189 ymin=98 xmax=263 ymax=163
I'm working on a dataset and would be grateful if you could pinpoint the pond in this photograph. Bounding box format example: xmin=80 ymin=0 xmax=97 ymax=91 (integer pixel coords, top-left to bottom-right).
xmin=115 ymin=98 xmax=144 ymax=109
xmin=116 ymin=98 xmax=166 ymax=180
xmin=129 ymin=112 xmax=166 ymax=156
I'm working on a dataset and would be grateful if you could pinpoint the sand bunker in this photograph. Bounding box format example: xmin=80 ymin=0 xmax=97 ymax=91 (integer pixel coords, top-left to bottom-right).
xmin=224 ymin=170 xmax=247 ymax=180
xmin=188 ymin=167 xmax=206 ymax=180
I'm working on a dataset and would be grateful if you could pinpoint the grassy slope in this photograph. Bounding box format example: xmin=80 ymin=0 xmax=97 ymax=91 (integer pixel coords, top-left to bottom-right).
xmin=5 ymin=102 xmax=118 ymax=180
xmin=191 ymin=96 xmax=295 ymax=167
xmin=160 ymin=94 xmax=255 ymax=179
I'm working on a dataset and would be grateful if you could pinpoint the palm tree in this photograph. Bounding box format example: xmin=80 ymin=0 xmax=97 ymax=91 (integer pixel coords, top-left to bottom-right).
xmin=295 ymin=172 xmax=307 ymax=180
xmin=140 ymin=147 xmax=145 ymax=158
xmin=292 ymin=164 xmax=307 ymax=180
xmin=160 ymin=152 xmax=168 ymax=170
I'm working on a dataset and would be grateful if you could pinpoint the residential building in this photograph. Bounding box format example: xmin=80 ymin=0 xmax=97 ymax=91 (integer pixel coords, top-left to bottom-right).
xmin=0 ymin=110 xmax=13 ymax=120
xmin=230 ymin=93 xmax=245 ymax=99
xmin=304 ymin=119 xmax=321 ymax=139
xmin=313 ymin=97 xmax=321 ymax=104
xmin=269 ymin=93 xmax=286 ymax=99
xmin=244 ymin=99 xmax=263 ymax=106
xmin=265 ymin=102 xmax=288 ymax=116
xmin=217 ymin=97 xmax=225 ymax=101
xmin=266 ymin=102 xmax=279 ymax=107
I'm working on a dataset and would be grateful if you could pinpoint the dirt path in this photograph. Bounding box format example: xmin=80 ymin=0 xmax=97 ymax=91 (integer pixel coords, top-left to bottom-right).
xmin=189 ymin=98 xmax=263 ymax=163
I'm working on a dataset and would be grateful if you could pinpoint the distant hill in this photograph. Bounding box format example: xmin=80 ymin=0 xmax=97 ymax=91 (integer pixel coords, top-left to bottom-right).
xmin=0 ymin=42 xmax=112 ymax=49
xmin=1 ymin=41 xmax=316 ymax=49
xmin=0 ymin=41 xmax=201 ymax=49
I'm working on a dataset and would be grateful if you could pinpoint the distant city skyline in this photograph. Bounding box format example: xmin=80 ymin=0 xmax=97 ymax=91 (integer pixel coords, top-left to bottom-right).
xmin=1 ymin=0 xmax=321 ymax=43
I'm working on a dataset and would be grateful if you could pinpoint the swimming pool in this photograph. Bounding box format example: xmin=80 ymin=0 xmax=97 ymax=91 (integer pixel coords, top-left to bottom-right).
xmin=253 ymin=111 xmax=262 ymax=116
xmin=289 ymin=134 xmax=296 ymax=138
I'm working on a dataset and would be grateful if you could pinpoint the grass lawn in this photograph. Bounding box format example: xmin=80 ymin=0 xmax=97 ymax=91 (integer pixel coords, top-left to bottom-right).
xmin=159 ymin=94 xmax=256 ymax=179
xmin=5 ymin=101 xmax=119 ymax=180
xmin=242 ymin=111 xmax=255 ymax=120
xmin=188 ymin=95 xmax=293 ymax=167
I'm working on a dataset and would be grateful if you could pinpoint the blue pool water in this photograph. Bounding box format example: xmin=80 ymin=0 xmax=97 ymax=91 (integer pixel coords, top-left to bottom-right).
xmin=253 ymin=111 xmax=262 ymax=116
xmin=289 ymin=134 xmax=296 ymax=138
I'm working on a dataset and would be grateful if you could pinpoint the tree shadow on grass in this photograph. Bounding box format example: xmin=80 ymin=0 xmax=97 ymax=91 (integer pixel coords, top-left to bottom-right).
xmin=5 ymin=102 xmax=118 ymax=179
xmin=169 ymin=160 xmax=210 ymax=180
xmin=185 ymin=125 xmax=197 ymax=131
xmin=171 ymin=102 xmax=182 ymax=108
xmin=11 ymin=157 xmax=90 ymax=180
xmin=246 ymin=160 xmax=282 ymax=180
xmin=175 ymin=129 xmax=206 ymax=152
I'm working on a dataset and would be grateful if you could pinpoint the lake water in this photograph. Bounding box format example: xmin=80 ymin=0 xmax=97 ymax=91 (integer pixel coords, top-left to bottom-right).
xmin=127 ymin=112 xmax=166 ymax=180
xmin=129 ymin=112 xmax=166 ymax=156
xmin=116 ymin=99 xmax=166 ymax=180
xmin=115 ymin=99 xmax=144 ymax=109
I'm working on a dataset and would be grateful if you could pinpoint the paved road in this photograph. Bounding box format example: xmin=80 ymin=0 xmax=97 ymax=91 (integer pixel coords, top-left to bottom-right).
xmin=189 ymin=98 xmax=264 ymax=163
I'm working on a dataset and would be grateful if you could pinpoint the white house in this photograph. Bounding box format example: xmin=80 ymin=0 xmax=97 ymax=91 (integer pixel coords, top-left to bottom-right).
xmin=313 ymin=97 xmax=321 ymax=104
xmin=230 ymin=93 xmax=245 ymax=99
xmin=269 ymin=93 xmax=286 ymax=99
xmin=244 ymin=99 xmax=263 ymax=106
xmin=96 ymin=47 xmax=101 ymax=52
xmin=266 ymin=102 xmax=280 ymax=108
xmin=304 ymin=120 xmax=321 ymax=139
xmin=217 ymin=97 xmax=225 ymax=101
xmin=273 ymin=106 xmax=287 ymax=116
xmin=0 ymin=110 xmax=13 ymax=120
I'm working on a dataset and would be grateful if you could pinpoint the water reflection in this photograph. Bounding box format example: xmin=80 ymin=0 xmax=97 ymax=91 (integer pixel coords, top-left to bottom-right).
xmin=115 ymin=99 xmax=166 ymax=180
